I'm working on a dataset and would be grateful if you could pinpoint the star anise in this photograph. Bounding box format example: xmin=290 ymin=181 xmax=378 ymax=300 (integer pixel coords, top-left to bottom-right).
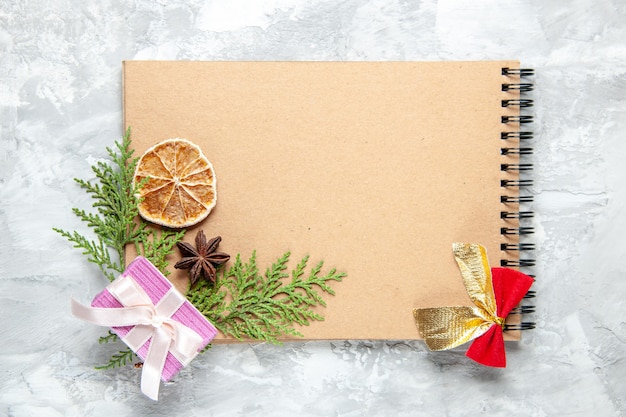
xmin=174 ymin=230 xmax=230 ymax=285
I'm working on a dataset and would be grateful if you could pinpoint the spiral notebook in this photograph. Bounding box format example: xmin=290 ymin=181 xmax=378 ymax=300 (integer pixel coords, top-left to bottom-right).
xmin=122 ymin=61 xmax=535 ymax=341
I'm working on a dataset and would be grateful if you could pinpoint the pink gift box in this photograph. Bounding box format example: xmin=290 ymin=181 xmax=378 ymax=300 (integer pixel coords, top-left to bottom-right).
xmin=91 ymin=256 xmax=218 ymax=381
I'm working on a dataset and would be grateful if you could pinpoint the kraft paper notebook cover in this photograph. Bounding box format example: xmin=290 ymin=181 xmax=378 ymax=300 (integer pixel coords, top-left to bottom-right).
xmin=122 ymin=61 xmax=535 ymax=342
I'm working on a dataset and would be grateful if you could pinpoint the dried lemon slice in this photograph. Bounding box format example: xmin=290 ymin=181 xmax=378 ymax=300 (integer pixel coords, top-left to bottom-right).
xmin=133 ymin=138 xmax=216 ymax=228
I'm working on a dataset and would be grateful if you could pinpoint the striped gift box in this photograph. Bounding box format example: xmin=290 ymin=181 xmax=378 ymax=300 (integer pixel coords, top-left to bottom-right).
xmin=91 ymin=256 xmax=217 ymax=381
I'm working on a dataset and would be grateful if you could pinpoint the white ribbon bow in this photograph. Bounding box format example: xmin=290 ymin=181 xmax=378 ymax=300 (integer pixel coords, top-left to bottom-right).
xmin=71 ymin=275 xmax=204 ymax=400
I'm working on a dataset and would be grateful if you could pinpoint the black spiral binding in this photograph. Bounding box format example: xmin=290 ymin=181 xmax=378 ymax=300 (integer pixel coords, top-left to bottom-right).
xmin=501 ymin=131 xmax=533 ymax=140
xmin=501 ymin=147 xmax=533 ymax=155
xmin=500 ymin=66 xmax=536 ymax=332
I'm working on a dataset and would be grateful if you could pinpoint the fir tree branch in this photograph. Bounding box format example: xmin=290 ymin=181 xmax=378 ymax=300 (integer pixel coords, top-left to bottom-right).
xmin=98 ymin=330 xmax=119 ymax=344
xmin=54 ymin=128 xmax=183 ymax=280
xmin=189 ymin=252 xmax=346 ymax=344
xmin=51 ymin=228 xmax=119 ymax=281
xmin=137 ymin=228 xmax=186 ymax=277
xmin=94 ymin=348 xmax=136 ymax=370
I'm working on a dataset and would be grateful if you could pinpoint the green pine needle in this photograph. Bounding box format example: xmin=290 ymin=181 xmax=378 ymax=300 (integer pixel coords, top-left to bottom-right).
xmin=98 ymin=330 xmax=119 ymax=344
xmin=53 ymin=127 xmax=183 ymax=280
xmin=188 ymin=251 xmax=346 ymax=344
xmin=94 ymin=348 xmax=136 ymax=370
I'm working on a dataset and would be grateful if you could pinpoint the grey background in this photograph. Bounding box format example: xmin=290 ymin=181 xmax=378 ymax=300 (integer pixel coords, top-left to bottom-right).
xmin=1 ymin=0 xmax=625 ymax=416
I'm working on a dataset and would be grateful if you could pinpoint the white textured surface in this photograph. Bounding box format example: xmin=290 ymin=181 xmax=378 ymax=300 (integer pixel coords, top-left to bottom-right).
xmin=1 ymin=0 xmax=625 ymax=416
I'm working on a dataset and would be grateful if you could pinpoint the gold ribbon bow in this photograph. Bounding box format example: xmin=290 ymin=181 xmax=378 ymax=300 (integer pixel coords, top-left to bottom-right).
xmin=413 ymin=243 xmax=505 ymax=352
